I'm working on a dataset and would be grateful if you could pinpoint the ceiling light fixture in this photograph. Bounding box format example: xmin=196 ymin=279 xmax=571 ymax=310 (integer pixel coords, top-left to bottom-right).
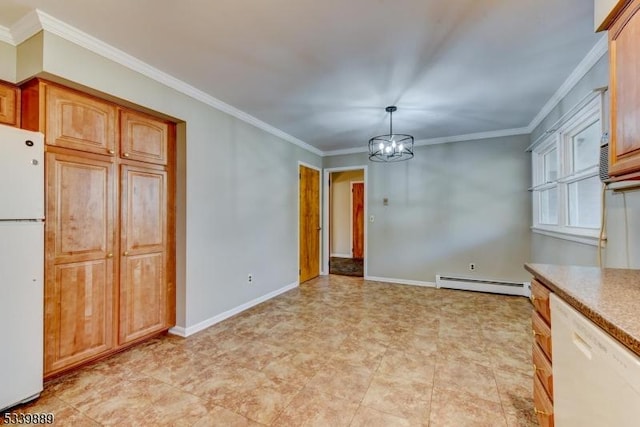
xmin=368 ymin=106 xmax=414 ymax=162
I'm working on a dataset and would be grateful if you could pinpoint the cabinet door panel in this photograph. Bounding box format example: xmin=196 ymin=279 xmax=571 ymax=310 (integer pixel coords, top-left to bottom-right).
xmin=46 ymin=260 xmax=114 ymax=373
xmin=45 ymin=152 xmax=116 ymax=376
xmin=47 ymin=153 xmax=114 ymax=264
xmin=0 ymin=82 xmax=19 ymax=126
xmin=120 ymin=253 xmax=165 ymax=343
xmin=45 ymin=85 xmax=116 ymax=155
xmin=610 ymin=0 xmax=640 ymax=176
xmin=120 ymin=165 xmax=167 ymax=344
xmin=120 ymin=109 xmax=168 ymax=165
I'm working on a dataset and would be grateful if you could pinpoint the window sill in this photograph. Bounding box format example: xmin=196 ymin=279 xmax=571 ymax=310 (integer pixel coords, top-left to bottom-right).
xmin=531 ymin=226 xmax=604 ymax=247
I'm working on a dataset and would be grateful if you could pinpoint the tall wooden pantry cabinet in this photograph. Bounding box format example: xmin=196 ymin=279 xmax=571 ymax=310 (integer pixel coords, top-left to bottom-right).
xmin=21 ymin=80 xmax=176 ymax=378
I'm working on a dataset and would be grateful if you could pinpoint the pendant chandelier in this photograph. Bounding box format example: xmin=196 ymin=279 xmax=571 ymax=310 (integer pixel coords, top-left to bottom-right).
xmin=368 ymin=106 xmax=414 ymax=162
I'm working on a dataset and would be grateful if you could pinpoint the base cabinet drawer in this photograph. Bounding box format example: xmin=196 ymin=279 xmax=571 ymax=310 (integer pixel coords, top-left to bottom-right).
xmin=534 ymin=373 xmax=554 ymax=427
xmin=533 ymin=342 xmax=553 ymax=399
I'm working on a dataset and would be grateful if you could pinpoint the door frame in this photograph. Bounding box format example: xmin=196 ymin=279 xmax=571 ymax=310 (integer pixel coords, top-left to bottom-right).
xmin=323 ymin=165 xmax=367 ymax=277
xmin=350 ymin=180 xmax=364 ymax=258
xmin=298 ymin=161 xmax=323 ymax=280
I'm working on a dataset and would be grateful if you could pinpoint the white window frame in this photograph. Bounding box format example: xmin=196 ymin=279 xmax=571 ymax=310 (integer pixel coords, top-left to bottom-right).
xmin=531 ymin=96 xmax=603 ymax=245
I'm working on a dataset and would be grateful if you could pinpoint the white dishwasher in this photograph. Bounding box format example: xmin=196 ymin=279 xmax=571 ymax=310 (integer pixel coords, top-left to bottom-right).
xmin=550 ymin=293 xmax=640 ymax=426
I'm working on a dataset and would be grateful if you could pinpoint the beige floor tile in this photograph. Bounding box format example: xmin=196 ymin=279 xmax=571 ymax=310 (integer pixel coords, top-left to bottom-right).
xmin=433 ymin=360 xmax=501 ymax=404
xmin=361 ymin=374 xmax=431 ymax=421
xmin=272 ymin=388 xmax=359 ymax=427
xmin=350 ymin=406 xmax=416 ymax=427
xmin=305 ymin=360 xmax=375 ymax=403
xmin=192 ymin=405 xmax=264 ymax=427
xmin=429 ymin=388 xmax=508 ymax=427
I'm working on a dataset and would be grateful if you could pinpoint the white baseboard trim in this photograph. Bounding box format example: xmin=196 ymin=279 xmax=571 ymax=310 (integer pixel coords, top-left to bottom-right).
xmin=330 ymin=253 xmax=352 ymax=258
xmin=365 ymin=276 xmax=436 ymax=288
xmin=169 ymin=281 xmax=299 ymax=337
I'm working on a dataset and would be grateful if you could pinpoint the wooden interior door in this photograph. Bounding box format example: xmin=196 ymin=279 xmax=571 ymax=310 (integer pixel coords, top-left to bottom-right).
xmin=119 ymin=164 xmax=167 ymax=344
xmin=352 ymin=182 xmax=364 ymax=259
xmin=299 ymin=165 xmax=320 ymax=283
xmin=45 ymin=151 xmax=115 ymax=375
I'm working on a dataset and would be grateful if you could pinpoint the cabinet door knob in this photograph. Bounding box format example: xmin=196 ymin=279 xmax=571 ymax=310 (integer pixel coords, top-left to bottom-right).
xmin=107 ymin=253 xmax=113 ymax=258
xmin=108 ymin=149 xmax=115 ymax=155
xmin=123 ymin=251 xmax=129 ymax=256
xmin=123 ymin=153 xmax=130 ymax=158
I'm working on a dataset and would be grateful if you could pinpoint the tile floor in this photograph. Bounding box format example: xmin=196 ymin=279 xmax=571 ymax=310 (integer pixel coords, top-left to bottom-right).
xmin=1 ymin=275 xmax=538 ymax=426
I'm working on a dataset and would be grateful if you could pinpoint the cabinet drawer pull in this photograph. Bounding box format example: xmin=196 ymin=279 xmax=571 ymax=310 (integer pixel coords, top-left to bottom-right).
xmin=108 ymin=149 xmax=115 ymax=155
xmin=123 ymin=152 xmax=130 ymax=157
xmin=534 ymin=408 xmax=551 ymax=416
xmin=123 ymin=251 xmax=129 ymax=256
xmin=106 ymin=253 xmax=113 ymax=258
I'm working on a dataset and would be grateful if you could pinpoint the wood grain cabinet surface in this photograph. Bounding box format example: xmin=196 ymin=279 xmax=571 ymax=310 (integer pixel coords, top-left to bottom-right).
xmin=530 ymin=278 xmax=554 ymax=427
xmin=21 ymin=78 xmax=175 ymax=378
xmin=44 ymin=152 xmax=116 ymax=374
xmin=120 ymin=109 xmax=169 ymax=165
xmin=0 ymin=81 xmax=20 ymax=127
xmin=119 ymin=165 xmax=168 ymax=344
xmin=608 ymin=0 xmax=640 ymax=179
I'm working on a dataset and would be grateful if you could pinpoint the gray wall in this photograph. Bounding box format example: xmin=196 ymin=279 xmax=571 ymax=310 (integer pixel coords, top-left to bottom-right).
xmin=7 ymin=31 xmax=322 ymax=330
xmin=529 ymin=53 xmax=640 ymax=269
xmin=0 ymin=41 xmax=16 ymax=82
xmin=325 ymin=135 xmax=532 ymax=283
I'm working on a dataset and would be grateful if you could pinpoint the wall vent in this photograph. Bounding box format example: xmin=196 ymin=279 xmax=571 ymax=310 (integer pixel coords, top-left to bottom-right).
xmin=436 ymin=275 xmax=530 ymax=297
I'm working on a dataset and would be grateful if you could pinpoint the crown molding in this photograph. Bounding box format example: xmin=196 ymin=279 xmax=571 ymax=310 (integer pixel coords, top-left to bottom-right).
xmin=322 ymin=126 xmax=530 ymax=157
xmin=7 ymin=9 xmax=323 ymax=157
xmin=526 ymin=34 xmax=608 ymax=133
xmin=10 ymin=9 xmax=42 ymax=45
xmin=0 ymin=25 xmax=12 ymax=45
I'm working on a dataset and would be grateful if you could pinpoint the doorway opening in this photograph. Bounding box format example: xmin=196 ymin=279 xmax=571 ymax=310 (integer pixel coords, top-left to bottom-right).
xmin=324 ymin=167 xmax=367 ymax=277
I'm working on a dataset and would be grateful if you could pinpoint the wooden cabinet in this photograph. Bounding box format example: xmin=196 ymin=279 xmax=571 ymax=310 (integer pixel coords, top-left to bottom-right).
xmin=119 ymin=165 xmax=167 ymax=344
xmin=0 ymin=81 xmax=20 ymax=126
xmin=120 ymin=109 xmax=169 ymax=165
xmin=606 ymin=0 xmax=640 ymax=179
xmin=530 ymin=279 xmax=554 ymax=427
xmin=23 ymin=79 xmax=175 ymax=377
xmin=44 ymin=152 xmax=116 ymax=373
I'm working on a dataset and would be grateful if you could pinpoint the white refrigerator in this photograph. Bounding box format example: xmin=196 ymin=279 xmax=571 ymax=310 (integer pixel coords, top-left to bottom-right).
xmin=0 ymin=124 xmax=44 ymax=412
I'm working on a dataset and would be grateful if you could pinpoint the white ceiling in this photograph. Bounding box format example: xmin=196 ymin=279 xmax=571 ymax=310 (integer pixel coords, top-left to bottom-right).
xmin=0 ymin=0 xmax=602 ymax=153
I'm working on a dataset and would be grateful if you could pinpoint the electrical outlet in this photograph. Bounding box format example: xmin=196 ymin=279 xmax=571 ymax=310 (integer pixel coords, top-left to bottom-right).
xmin=248 ymin=274 xmax=253 ymax=284
xmin=469 ymin=263 xmax=476 ymax=271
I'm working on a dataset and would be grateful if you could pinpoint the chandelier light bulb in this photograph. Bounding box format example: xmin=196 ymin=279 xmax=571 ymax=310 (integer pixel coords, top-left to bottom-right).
xmin=398 ymin=143 xmax=403 ymax=151
xmin=379 ymin=142 xmax=384 ymax=151
xmin=391 ymin=141 xmax=396 ymax=149
xmin=385 ymin=145 xmax=392 ymax=154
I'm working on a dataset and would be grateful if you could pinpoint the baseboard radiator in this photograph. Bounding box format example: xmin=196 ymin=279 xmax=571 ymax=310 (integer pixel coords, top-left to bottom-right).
xmin=436 ymin=275 xmax=530 ymax=297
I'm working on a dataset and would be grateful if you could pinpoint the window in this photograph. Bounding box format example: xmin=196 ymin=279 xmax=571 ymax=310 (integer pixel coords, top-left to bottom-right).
xmin=531 ymin=96 xmax=603 ymax=245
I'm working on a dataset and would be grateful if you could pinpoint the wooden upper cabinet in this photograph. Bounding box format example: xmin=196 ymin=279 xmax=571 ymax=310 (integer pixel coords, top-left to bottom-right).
xmin=0 ymin=81 xmax=20 ymax=127
xmin=119 ymin=165 xmax=168 ymax=344
xmin=45 ymin=85 xmax=117 ymax=155
xmin=120 ymin=109 xmax=169 ymax=165
xmin=608 ymin=0 xmax=640 ymax=177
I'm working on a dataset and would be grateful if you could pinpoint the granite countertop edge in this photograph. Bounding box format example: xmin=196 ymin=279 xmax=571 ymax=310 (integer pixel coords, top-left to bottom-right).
xmin=524 ymin=263 xmax=640 ymax=358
